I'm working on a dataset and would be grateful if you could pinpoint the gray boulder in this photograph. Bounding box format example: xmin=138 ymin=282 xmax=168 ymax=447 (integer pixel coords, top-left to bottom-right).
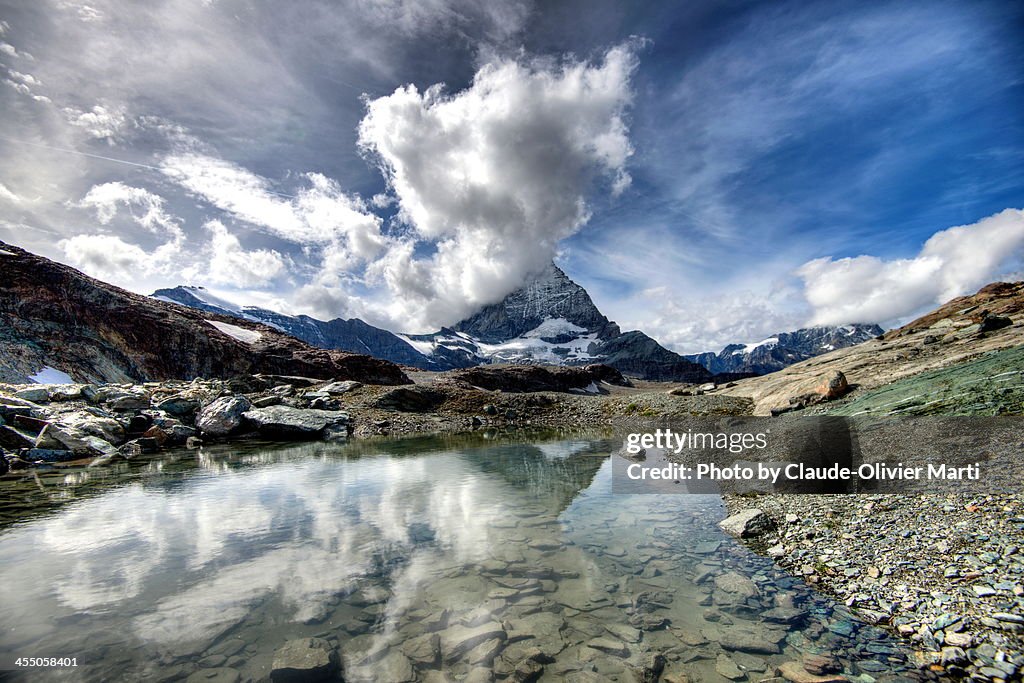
xmin=196 ymin=396 xmax=252 ymax=436
xmin=321 ymin=380 xmax=362 ymax=395
xmin=719 ymin=508 xmax=776 ymax=538
xmin=60 ymin=410 xmax=126 ymax=445
xmin=14 ymin=387 xmax=49 ymax=402
xmin=35 ymin=424 xmax=111 ymax=456
xmin=269 ymin=637 xmax=339 ymax=683
xmin=156 ymin=395 xmax=201 ymax=416
xmin=242 ymin=406 xmax=349 ymax=439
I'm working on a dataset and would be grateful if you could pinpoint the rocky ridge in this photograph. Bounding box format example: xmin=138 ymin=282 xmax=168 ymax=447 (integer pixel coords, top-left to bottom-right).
xmin=686 ymin=324 xmax=884 ymax=376
xmin=0 ymin=242 xmax=410 ymax=386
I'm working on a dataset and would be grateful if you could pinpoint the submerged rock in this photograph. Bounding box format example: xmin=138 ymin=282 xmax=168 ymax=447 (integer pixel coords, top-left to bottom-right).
xmin=269 ymin=637 xmax=339 ymax=683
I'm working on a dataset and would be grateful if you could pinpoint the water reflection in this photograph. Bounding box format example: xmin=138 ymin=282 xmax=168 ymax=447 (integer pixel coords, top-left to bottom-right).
xmin=0 ymin=432 xmax=927 ymax=682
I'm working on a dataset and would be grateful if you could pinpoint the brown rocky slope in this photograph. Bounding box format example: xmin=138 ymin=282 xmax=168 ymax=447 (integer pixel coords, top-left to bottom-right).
xmin=0 ymin=242 xmax=410 ymax=385
xmin=719 ymin=282 xmax=1024 ymax=415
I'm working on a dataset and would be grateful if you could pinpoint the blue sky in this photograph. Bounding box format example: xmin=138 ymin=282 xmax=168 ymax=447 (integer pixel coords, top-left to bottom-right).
xmin=0 ymin=0 xmax=1022 ymax=352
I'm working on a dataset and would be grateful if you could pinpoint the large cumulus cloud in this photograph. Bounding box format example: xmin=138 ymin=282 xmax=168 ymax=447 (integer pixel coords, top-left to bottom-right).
xmin=799 ymin=209 xmax=1024 ymax=326
xmin=356 ymin=43 xmax=638 ymax=329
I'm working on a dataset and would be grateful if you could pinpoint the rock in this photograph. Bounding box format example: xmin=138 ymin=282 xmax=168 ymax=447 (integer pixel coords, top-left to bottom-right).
xmin=156 ymin=395 xmax=201 ymax=416
xmin=814 ymin=370 xmax=850 ymax=400
xmin=251 ymin=395 xmax=281 ymax=408
xmin=719 ymin=508 xmax=776 ymax=538
xmin=196 ymin=396 xmax=251 ymax=436
xmin=0 ymin=451 xmax=7 ymax=475
xmin=34 ymin=424 xmax=104 ymax=455
xmin=943 ymin=631 xmax=972 ymax=648
xmin=714 ymin=572 xmax=760 ymax=600
xmin=0 ymin=425 xmax=35 ymax=450
xmin=14 ymin=387 xmax=49 ymax=402
xmin=24 ymin=448 xmax=75 ymax=462
xmin=777 ymin=661 xmax=848 ymax=683
xmin=715 ymin=654 xmax=745 ymax=680
xmin=440 ymin=622 xmax=506 ymax=662
xmin=939 ymin=647 xmax=967 ymax=667
xmin=321 ymin=380 xmax=362 ymax=395
xmin=269 ymin=637 xmax=339 ymax=683
xmin=185 ymin=669 xmax=240 ymax=683
xmin=718 ymin=629 xmax=781 ymax=655
xmin=376 ymin=649 xmax=415 ymax=681
xmin=585 ymin=637 xmax=629 ymax=658
xmin=978 ymin=313 xmax=1012 ymax=333
xmin=242 ymin=406 xmax=349 ymax=439
xmin=374 ymin=386 xmax=447 ymax=413
xmin=802 ymin=654 xmax=841 ymax=675
xmin=104 ymin=389 xmax=153 ymax=412
xmin=60 ymin=410 xmax=125 ymax=444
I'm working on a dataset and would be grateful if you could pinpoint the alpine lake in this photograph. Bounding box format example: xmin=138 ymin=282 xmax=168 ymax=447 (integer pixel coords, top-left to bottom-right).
xmin=0 ymin=430 xmax=928 ymax=682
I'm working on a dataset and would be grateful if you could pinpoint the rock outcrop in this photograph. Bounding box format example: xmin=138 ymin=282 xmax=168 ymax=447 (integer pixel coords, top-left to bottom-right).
xmin=0 ymin=242 xmax=410 ymax=386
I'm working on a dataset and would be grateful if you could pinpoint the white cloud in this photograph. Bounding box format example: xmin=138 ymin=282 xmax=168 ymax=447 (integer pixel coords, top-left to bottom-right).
xmin=357 ymin=42 xmax=638 ymax=330
xmin=202 ymin=220 xmax=287 ymax=288
xmin=58 ymin=234 xmax=154 ymax=283
xmin=0 ymin=182 xmax=23 ymax=205
xmin=80 ymin=182 xmax=181 ymax=235
xmin=161 ymin=154 xmax=384 ymax=255
xmin=0 ymin=42 xmax=31 ymax=59
xmin=623 ymin=286 xmax=807 ymax=355
xmin=57 ymin=1 xmax=104 ymax=22
xmin=799 ymin=209 xmax=1024 ymax=326
xmin=61 ymin=183 xmax=187 ymax=286
xmin=64 ymin=104 xmax=128 ymax=143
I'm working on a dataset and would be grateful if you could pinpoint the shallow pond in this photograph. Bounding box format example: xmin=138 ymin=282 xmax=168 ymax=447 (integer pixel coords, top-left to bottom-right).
xmin=0 ymin=431 xmax=929 ymax=682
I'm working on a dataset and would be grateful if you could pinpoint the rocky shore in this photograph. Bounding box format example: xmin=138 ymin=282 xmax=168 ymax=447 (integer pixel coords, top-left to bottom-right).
xmin=721 ymin=497 xmax=1024 ymax=682
xmin=0 ymin=364 xmax=754 ymax=473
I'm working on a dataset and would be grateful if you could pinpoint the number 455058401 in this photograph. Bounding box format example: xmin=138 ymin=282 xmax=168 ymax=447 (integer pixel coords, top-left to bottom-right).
xmin=15 ymin=657 xmax=78 ymax=667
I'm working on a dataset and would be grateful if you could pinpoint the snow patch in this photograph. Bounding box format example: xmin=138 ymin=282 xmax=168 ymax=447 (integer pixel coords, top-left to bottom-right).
xmin=396 ymin=334 xmax=438 ymax=356
xmin=29 ymin=366 xmax=74 ymax=384
xmin=0 ymin=249 xmax=15 ymax=256
xmin=207 ymin=320 xmax=262 ymax=344
xmin=522 ymin=317 xmax=588 ymax=338
xmin=734 ymin=338 xmax=778 ymax=355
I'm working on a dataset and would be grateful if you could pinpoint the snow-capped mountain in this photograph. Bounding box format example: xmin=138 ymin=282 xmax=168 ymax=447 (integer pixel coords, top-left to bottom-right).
xmin=685 ymin=324 xmax=884 ymax=376
xmin=153 ymin=264 xmax=713 ymax=382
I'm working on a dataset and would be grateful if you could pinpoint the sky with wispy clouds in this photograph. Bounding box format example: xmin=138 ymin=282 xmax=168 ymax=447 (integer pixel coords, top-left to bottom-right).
xmin=0 ymin=0 xmax=1021 ymax=353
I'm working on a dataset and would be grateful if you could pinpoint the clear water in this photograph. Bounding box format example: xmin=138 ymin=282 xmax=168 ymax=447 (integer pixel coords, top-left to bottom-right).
xmin=0 ymin=431 xmax=926 ymax=682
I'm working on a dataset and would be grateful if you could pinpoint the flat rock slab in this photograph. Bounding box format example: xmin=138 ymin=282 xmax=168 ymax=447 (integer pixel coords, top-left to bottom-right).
xmin=270 ymin=637 xmax=339 ymax=683
xmin=186 ymin=669 xmax=240 ymax=683
xmin=440 ymin=622 xmax=506 ymax=662
xmin=242 ymin=405 xmax=349 ymax=438
xmin=778 ymin=661 xmax=849 ymax=683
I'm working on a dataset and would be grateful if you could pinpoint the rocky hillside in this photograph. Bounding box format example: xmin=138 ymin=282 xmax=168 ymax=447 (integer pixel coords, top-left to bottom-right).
xmin=156 ymin=264 xmax=713 ymax=383
xmin=686 ymin=324 xmax=883 ymax=375
xmin=0 ymin=243 xmax=410 ymax=385
xmin=718 ymin=282 xmax=1024 ymax=415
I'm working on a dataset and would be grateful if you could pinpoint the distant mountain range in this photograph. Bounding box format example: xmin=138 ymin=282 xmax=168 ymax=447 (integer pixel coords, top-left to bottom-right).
xmin=684 ymin=324 xmax=884 ymax=375
xmin=154 ymin=264 xmax=882 ymax=382
xmin=154 ymin=263 xmax=714 ymax=382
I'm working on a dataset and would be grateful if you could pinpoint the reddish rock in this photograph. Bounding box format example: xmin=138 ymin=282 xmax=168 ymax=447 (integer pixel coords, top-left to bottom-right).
xmin=0 ymin=242 xmax=410 ymax=386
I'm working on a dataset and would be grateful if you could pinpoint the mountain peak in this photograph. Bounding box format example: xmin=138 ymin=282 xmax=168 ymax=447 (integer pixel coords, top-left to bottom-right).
xmin=454 ymin=262 xmax=620 ymax=343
